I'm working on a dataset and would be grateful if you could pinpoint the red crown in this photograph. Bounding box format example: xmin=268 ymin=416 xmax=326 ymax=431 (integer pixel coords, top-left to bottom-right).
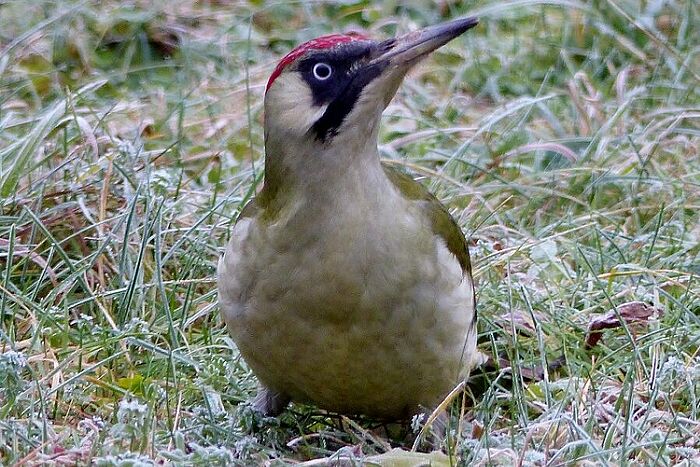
xmin=266 ymin=32 xmax=369 ymax=92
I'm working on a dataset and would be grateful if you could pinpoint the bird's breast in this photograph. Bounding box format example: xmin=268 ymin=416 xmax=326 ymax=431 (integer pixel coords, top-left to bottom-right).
xmin=217 ymin=182 xmax=475 ymax=417
xmin=264 ymin=190 xmax=435 ymax=316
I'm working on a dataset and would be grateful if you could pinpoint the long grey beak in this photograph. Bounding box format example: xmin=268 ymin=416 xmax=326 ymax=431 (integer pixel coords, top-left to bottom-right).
xmin=372 ymin=16 xmax=479 ymax=67
xmin=310 ymin=17 xmax=479 ymax=142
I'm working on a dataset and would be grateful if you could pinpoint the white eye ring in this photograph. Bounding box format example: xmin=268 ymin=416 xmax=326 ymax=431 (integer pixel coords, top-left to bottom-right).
xmin=312 ymin=62 xmax=332 ymax=81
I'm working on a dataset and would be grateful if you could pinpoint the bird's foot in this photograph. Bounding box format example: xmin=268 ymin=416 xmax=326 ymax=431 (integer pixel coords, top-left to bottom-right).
xmin=236 ymin=385 xmax=290 ymax=433
xmin=410 ymin=410 xmax=448 ymax=452
xmin=252 ymin=386 xmax=290 ymax=416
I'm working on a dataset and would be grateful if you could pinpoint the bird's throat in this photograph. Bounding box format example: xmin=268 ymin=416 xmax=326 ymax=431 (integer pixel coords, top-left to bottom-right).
xmin=260 ymin=138 xmax=389 ymax=225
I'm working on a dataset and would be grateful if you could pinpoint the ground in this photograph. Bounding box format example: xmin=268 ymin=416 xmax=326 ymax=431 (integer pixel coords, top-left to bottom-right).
xmin=0 ymin=0 xmax=699 ymax=465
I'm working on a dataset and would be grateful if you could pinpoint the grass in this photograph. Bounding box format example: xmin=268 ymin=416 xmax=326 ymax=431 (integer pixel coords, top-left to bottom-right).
xmin=0 ymin=0 xmax=698 ymax=465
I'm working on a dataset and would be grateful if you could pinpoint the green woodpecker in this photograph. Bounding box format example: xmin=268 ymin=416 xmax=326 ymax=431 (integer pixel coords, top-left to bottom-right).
xmin=218 ymin=17 xmax=478 ymax=420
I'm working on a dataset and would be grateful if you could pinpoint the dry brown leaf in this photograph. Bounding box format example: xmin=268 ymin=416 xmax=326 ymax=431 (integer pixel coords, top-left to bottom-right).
xmin=585 ymin=301 xmax=663 ymax=350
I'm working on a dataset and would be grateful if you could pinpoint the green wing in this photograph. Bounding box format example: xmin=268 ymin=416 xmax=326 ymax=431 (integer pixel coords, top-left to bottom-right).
xmin=381 ymin=163 xmax=473 ymax=277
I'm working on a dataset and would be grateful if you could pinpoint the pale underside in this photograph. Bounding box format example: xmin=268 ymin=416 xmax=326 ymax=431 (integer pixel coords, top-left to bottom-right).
xmin=218 ymin=163 xmax=476 ymax=419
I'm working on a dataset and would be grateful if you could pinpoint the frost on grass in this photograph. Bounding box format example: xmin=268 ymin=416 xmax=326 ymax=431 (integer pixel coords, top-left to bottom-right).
xmin=657 ymin=355 xmax=700 ymax=413
xmin=111 ymin=398 xmax=150 ymax=442
xmin=166 ymin=444 xmax=236 ymax=464
xmin=0 ymin=0 xmax=698 ymax=465
xmin=94 ymin=452 xmax=157 ymax=467
xmin=0 ymin=351 xmax=28 ymax=404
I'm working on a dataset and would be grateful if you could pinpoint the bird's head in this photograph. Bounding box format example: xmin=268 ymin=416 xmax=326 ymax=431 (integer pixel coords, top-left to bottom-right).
xmin=263 ymin=17 xmax=478 ymax=154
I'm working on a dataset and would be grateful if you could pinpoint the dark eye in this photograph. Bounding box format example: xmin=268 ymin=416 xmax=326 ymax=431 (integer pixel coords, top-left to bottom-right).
xmin=312 ymin=62 xmax=332 ymax=81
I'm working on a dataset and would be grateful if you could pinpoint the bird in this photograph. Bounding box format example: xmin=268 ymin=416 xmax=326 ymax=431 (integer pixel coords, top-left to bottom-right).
xmin=218 ymin=16 xmax=479 ymax=424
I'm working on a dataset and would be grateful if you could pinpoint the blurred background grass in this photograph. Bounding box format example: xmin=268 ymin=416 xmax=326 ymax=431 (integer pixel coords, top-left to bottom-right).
xmin=0 ymin=0 xmax=698 ymax=465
